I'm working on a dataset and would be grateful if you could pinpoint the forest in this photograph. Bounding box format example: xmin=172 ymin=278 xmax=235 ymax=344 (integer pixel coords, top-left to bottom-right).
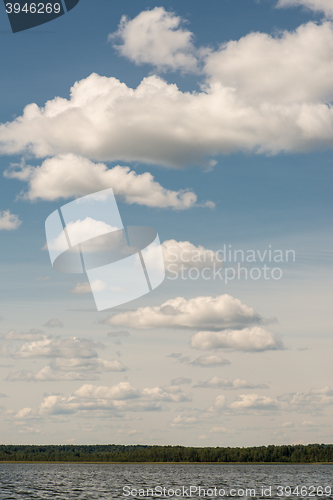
xmin=0 ymin=444 xmax=332 ymax=463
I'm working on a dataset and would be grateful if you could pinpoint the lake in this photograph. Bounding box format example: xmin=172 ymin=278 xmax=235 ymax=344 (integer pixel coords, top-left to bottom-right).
xmin=0 ymin=463 xmax=332 ymax=499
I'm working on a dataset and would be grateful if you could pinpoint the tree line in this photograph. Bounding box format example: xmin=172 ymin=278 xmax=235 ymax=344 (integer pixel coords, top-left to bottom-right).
xmin=0 ymin=444 xmax=332 ymax=462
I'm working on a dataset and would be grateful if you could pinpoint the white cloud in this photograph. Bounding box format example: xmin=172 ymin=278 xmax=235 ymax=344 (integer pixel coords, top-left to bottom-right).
xmin=280 ymin=386 xmax=333 ymax=408
xmin=229 ymin=394 xmax=280 ymax=411
xmin=110 ymin=7 xmax=199 ymax=72
xmin=170 ymin=377 xmax=192 ymax=386
xmin=38 ymin=382 xmax=191 ymax=415
xmin=209 ymin=395 xmax=227 ymax=411
xmin=13 ymin=336 xmax=103 ymax=359
xmin=162 ymin=239 xmax=222 ymax=272
xmin=51 ymin=357 xmax=125 ymax=372
xmin=301 ymin=420 xmax=315 ymax=426
xmin=44 ymin=318 xmax=64 ymax=329
xmin=209 ymin=426 xmax=234 ymax=434
xmin=170 ymin=415 xmax=198 ymax=427
xmin=281 ymin=421 xmax=294 ymax=428
xmin=116 ymin=429 xmax=143 ymax=436
xmin=47 ymin=217 xmax=118 ymax=252
xmin=205 ymin=22 xmax=333 ymax=105
xmin=195 ymin=376 xmax=268 ymax=389
xmin=2 ymin=32 xmax=333 ymax=170
xmin=191 ymin=355 xmax=231 ymax=367
xmin=3 ymin=329 xmax=44 ymax=341
xmin=105 ymin=294 xmax=264 ymax=330
xmin=6 ymin=367 xmax=95 ymax=382
xmin=190 ymin=327 xmax=284 ymax=352
xmin=6 ymin=357 xmax=126 ymax=382
xmin=70 ymin=282 xmax=91 ymax=295
xmin=0 ymin=210 xmax=21 ymax=230
xmin=14 ymin=407 xmax=34 ymax=420
xmin=17 ymin=427 xmax=41 ymax=435
xmin=277 ymin=0 xmax=333 ymax=18
xmin=141 ymin=385 xmax=191 ymax=403
xmin=73 ymin=382 xmax=140 ymax=400
xmin=5 ymin=154 xmax=210 ymax=209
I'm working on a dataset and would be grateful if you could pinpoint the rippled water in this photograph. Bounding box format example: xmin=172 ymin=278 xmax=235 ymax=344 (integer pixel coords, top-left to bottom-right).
xmin=0 ymin=463 xmax=332 ymax=499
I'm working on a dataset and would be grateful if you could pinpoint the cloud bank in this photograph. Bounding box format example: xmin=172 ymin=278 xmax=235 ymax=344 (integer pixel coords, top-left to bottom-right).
xmin=38 ymin=382 xmax=191 ymax=415
xmin=1 ymin=15 xmax=333 ymax=169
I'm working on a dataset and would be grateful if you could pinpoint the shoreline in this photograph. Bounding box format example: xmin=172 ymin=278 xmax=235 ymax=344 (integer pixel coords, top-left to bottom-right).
xmin=0 ymin=461 xmax=333 ymax=465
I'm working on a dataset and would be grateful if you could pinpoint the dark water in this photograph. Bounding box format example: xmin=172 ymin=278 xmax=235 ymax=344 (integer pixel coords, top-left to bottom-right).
xmin=0 ymin=463 xmax=332 ymax=499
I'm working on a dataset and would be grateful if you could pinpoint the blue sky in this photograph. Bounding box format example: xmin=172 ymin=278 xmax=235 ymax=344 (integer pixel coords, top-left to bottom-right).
xmin=0 ymin=0 xmax=332 ymax=446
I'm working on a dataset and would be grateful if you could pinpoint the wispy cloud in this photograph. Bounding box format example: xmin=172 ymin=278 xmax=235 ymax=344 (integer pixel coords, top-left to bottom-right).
xmin=44 ymin=318 xmax=64 ymax=329
xmin=195 ymin=376 xmax=268 ymax=389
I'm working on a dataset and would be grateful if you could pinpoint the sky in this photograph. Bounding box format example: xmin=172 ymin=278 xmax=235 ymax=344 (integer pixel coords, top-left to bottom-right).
xmin=0 ymin=0 xmax=332 ymax=447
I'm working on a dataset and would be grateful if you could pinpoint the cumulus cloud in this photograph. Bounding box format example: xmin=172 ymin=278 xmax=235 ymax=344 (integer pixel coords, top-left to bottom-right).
xmin=38 ymin=382 xmax=191 ymax=415
xmin=110 ymin=7 xmax=199 ymax=72
xmin=209 ymin=395 xmax=227 ymax=411
xmin=191 ymin=355 xmax=231 ymax=367
xmin=229 ymin=394 xmax=280 ymax=411
xmin=170 ymin=415 xmax=198 ymax=427
xmin=195 ymin=376 xmax=268 ymax=389
xmin=190 ymin=327 xmax=284 ymax=352
xmin=1 ymin=17 xmax=333 ymax=165
xmin=5 ymin=154 xmax=208 ymax=209
xmin=13 ymin=336 xmax=103 ymax=359
xmin=277 ymin=0 xmax=333 ymax=18
xmin=204 ymin=22 xmax=333 ymax=105
xmin=104 ymin=294 xmax=265 ymax=330
xmin=4 ymin=334 xmax=124 ymax=381
xmin=44 ymin=318 xmax=64 ymax=329
xmin=141 ymin=385 xmax=191 ymax=403
xmin=14 ymin=407 xmax=35 ymax=420
xmin=0 ymin=210 xmax=21 ymax=230
xmin=280 ymin=386 xmax=333 ymax=409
